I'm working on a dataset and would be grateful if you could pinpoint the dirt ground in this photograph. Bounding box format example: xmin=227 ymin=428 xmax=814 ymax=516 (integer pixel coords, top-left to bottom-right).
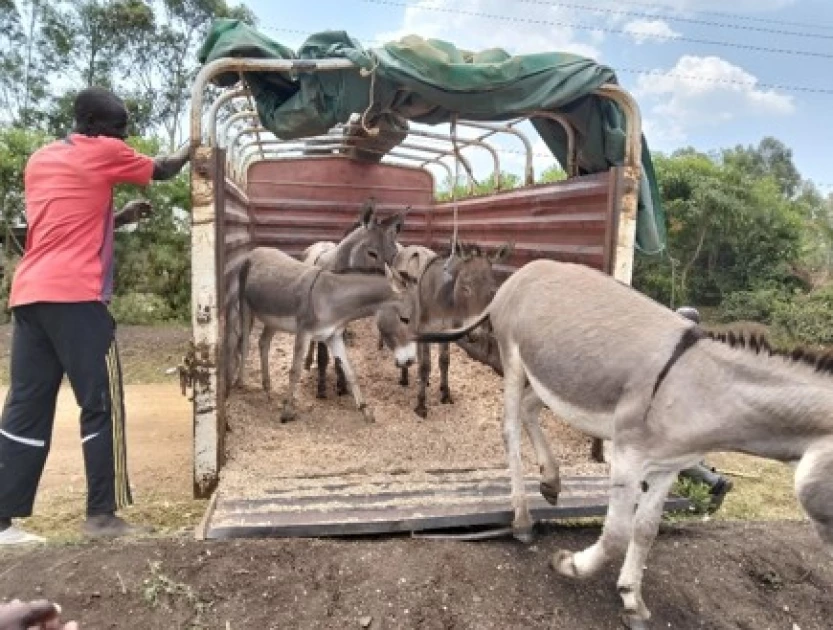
xmin=2 ymin=521 xmax=832 ymax=629
xmin=1 ymin=323 xmax=828 ymax=628
xmin=223 ymin=319 xmax=605 ymax=496
xmin=0 ymin=323 xmax=201 ymax=540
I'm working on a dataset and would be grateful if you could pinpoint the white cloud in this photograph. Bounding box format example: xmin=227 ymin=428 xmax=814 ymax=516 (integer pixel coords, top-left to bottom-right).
xmin=374 ymin=0 xmax=604 ymax=60
xmin=623 ymin=19 xmax=680 ymax=44
xmin=634 ymin=55 xmax=795 ymax=145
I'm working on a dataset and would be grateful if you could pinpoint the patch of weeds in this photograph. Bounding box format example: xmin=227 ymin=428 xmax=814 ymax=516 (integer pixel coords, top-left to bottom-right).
xmin=142 ymin=560 xmax=213 ymax=628
xmin=671 ymin=477 xmax=713 ymax=516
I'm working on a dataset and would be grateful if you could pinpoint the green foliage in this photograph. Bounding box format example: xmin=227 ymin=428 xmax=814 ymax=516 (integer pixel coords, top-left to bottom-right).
xmin=112 ymin=137 xmax=191 ymax=321
xmin=538 ymin=163 xmax=567 ymax=183
xmin=672 ymin=477 xmax=713 ymax=516
xmin=634 ymin=148 xmax=806 ymax=308
xmin=110 ymin=292 xmax=176 ymax=325
xmin=771 ymin=286 xmax=833 ymax=347
xmin=716 ymin=287 xmax=792 ymax=325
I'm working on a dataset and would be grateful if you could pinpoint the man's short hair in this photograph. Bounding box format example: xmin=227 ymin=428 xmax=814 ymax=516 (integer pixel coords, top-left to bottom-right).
xmin=73 ymin=87 xmax=129 ymax=139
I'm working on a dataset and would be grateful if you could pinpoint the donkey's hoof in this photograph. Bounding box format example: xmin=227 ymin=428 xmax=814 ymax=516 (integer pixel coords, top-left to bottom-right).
xmin=316 ymin=390 xmax=328 ymax=400
xmin=414 ymin=405 xmax=428 ymax=419
xmin=440 ymin=391 xmax=454 ymax=405
xmin=399 ymin=377 xmax=409 ymax=387
xmin=512 ymin=524 xmax=535 ymax=544
xmin=361 ymin=408 xmax=375 ymax=423
xmin=540 ymin=481 xmax=560 ymax=506
xmin=280 ymin=406 xmax=297 ymax=423
xmin=551 ymin=549 xmax=580 ymax=578
xmin=336 ymin=385 xmax=349 ymax=397
xmin=620 ymin=613 xmax=651 ymax=630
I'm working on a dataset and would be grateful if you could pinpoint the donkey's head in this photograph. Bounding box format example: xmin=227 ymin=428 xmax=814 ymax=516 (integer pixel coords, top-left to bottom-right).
xmin=442 ymin=241 xmax=512 ymax=316
xmin=339 ymin=198 xmax=410 ymax=271
xmin=376 ymin=266 xmax=420 ymax=368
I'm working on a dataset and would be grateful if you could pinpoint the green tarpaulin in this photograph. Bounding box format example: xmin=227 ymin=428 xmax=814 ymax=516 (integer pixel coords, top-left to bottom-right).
xmin=198 ymin=19 xmax=666 ymax=254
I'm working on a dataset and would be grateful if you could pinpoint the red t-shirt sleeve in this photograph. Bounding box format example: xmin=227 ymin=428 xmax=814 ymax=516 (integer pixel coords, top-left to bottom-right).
xmin=95 ymin=137 xmax=155 ymax=186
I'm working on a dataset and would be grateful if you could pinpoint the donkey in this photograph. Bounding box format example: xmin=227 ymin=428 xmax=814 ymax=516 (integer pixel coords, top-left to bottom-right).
xmin=403 ymin=258 xmax=833 ymax=629
xmin=379 ymin=241 xmax=511 ymax=418
xmin=236 ymin=246 xmax=417 ymax=423
xmin=300 ymin=198 xmax=409 ymax=398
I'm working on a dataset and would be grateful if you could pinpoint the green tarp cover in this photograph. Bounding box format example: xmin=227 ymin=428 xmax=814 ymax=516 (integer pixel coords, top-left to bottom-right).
xmin=198 ymin=19 xmax=665 ymax=254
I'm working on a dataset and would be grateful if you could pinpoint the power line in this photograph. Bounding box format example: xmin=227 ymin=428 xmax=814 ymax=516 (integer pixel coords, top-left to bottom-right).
xmin=358 ymin=0 xmax=833 ymax=60
xmin=263 ymin=26 xmax=833 ymax=95
xmin=508 ymin=0 xmax=833 ymax=40
xmin=509 ymin=0 xmax=833 ymax=32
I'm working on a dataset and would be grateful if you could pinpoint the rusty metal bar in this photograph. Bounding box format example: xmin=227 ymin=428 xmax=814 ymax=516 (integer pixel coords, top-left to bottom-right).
xmin=529 ymin=112 xmax=577 ymax=177
xmin=236 ymin=134 xmax=475 ymax=187
xmin=236 ymin=139 xmax=470 ymax=191
xmin=208 ymin=88 xmax=247 ymax=146
xmin=591 ymin=84 xmax=642 ymax=285
xmin=191 ymin=57 xmax=359 ymax=144
xmin=458 ymin=120 xmax=535 ymax=185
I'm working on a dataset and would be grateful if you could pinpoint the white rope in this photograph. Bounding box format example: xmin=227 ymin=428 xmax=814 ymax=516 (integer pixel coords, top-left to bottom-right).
xmin=359 ymin=52 xmax=381 ymax=137
xmin=450 ymin=115 xmax=461 ymax=257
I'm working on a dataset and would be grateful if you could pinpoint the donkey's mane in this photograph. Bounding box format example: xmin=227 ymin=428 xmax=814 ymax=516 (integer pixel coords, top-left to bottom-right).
xmin=703 ymin=326 xmax=833 ymax=376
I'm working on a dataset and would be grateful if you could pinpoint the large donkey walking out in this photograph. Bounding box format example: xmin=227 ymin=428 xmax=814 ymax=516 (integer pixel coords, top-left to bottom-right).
xmin=413 ymin=259 xmax=833 ymax=628
xmin=236 ymin=246 xmax=417 ymax=423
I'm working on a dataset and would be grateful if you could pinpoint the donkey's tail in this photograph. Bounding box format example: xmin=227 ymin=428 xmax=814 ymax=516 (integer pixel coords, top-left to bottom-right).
xmin=237 ymin=257 xmax=252 ymax=362
xmin=416 ymin=311 xmax=491 ymax=343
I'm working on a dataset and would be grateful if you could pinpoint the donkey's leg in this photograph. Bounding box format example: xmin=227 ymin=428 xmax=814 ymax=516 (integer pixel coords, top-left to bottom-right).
xmin=501 ymin=348 xmax=534 ymax=543
xmin=281 ymin=332 xmax=311 ymax=422
xmin=415 ymin=342 xmax=431 ymax=419
xmin=520 ymin=387 xmax=561 ymax=505
xmin=399 ymin=364 xmax=410 ymax=387
xmin=615 ymin=467 xmax=678 ymax=629
xmin=327 ymin=334 xmax=374 ymax=423
xmin=795 ymin=439 xmax=833 ymax=553
xmin=378 ymin=333 xmax=384 ymax=352
xmin=439 ymin=342 xmax=453 ymax=404
xmin=553 ymin=444 xmax=642 ymax=578
xmin=315 ymin=342 xmax=329 ymax=399
xmin=334 ymin=352 xmax=348 ymax=397
xmin=258 ymin=326 xmax=277 ymax=397
xmin=235 ymin=307 xmax=253 ymax=388
xmin=304 ymin=340 xmax=315 ymax=371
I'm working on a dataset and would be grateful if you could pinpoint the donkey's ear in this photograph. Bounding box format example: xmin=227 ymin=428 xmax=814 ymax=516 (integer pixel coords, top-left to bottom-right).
xmin=359 ymin=197 xmax=376 ymax=228
xmin=390 ymin=208 xmax=409 ymax=234
xmin=490 ymin=241 xmax=513 ymax=263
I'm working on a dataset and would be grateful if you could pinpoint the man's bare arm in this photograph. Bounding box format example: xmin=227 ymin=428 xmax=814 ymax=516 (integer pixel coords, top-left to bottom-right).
xmin=152 ymin=143 xmax=191 ymax=181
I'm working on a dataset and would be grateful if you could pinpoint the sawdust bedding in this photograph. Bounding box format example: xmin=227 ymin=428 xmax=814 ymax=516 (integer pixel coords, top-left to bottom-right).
xmin=222 ymin=319 xmax=608 ymax=495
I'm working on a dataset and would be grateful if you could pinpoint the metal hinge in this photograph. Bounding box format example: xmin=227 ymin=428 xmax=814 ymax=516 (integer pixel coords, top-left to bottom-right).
xmin=178 ymin=340 xmax=215 ymax=401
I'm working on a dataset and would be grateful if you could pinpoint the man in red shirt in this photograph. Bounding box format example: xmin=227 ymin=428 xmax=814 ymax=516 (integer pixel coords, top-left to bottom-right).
xmin=0 ymin=87 xmax=191 ymax=545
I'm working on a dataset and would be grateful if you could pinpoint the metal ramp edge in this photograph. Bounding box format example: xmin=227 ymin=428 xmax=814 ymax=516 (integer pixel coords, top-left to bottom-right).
xmin=196 ymin=471 xmax=691 ymax=540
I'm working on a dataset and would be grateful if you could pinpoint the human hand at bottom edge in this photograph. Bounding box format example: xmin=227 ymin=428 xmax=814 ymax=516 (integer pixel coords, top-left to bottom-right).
xmin=0 ymin=600 xmax=79 ymax=630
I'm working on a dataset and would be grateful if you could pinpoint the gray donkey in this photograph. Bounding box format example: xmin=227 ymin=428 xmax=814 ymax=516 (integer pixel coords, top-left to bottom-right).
xmin=403 ymin=258 xmax=833 ymax=629
xmin=379 ymin=242 xmax=511 ymax=418
xmin=300 ymin=198 xmax=409 ymax=398
xmin=236 ymin=246 xmax=417 ymax=423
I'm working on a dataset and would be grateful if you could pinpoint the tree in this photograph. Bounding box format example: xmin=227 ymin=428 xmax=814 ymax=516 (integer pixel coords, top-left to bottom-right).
xmin=136 ymin=0 xmax=257 ymax=150
xmin=537 ymin=163 xmax=567 ymax=183
xmin=723 ymin=136 xmax=802 ymax=199
xmin=0 ymin=127 xmax=50 ymax=250
xmin=633 ymin=147 xmax=805 ymax=307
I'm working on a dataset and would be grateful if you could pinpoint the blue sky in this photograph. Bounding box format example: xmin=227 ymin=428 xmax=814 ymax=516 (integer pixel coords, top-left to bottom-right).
xmin=241 ymin=0 xmax=833 ymax=192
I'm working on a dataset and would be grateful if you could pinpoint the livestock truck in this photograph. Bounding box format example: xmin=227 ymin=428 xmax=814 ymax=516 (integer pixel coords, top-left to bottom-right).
xmin=179 ymin=22 xmax=679 ymax=539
